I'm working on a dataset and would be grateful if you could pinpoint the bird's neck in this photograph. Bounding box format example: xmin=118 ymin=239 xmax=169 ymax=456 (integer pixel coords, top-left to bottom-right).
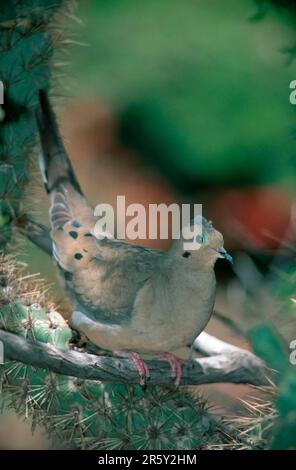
xmin=168 ymin=242 xmax=219 ymax=271
xmin=163 ymin=251 xmax=216 ymax=278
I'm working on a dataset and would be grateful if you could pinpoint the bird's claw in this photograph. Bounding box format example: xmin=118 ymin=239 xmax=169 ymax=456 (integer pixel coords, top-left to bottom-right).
xmin=114 ymin=350 xmax=150 ymax=389
xmin=156 ymin=353 xmax=186 ymax=387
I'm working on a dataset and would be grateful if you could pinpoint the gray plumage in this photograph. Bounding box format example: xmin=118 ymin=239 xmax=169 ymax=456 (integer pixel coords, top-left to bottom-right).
xmin=35 ymin=90 xmax=232 ymax=373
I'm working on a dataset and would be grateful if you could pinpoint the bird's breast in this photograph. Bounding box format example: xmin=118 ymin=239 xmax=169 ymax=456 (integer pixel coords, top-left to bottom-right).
xmin=130 ymin=269 xmax=216 ymax=352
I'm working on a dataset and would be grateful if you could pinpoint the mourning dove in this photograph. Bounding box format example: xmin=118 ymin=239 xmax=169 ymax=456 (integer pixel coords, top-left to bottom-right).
xmin=34 ymin=90 xmax=232 ymax=386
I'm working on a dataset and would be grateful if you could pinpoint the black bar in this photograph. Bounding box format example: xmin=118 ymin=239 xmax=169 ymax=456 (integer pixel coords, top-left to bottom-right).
xmin=0 ymin=450 xmax=292 ymax=468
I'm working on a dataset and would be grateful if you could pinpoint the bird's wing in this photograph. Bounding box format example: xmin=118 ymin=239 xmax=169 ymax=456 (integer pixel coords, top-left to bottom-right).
xmin=52 ymin=210 xmax=163 ymax=324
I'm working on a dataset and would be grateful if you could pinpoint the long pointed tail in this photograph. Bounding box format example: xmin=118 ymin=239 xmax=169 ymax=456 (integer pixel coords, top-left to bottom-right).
xmin=35 ymin=90 xmax=95 ymax=231
xmin=36 ymin=90 xmax=82 ymax=196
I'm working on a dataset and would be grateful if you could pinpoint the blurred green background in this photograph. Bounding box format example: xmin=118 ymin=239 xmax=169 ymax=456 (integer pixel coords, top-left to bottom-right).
xmin=67 ymin=0 xmax=296 ymax=188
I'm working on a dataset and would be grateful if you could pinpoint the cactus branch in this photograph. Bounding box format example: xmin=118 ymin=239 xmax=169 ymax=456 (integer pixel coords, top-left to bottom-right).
xmin=0 ymin=328 xmax=269 ymax=386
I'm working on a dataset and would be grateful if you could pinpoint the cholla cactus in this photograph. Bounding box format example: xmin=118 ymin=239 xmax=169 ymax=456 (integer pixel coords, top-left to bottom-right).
xmin=0 ymin=0 xmax=72 ymax=249
xmin=0 ymin=255 xmax=245 ymax=450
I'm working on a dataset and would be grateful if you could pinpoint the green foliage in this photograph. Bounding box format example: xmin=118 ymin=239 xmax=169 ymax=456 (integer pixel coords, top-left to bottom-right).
xmin=247 ymin=274 xmax=296 ymax=449
xmin=248 ymin=324 xmax=288 ymax=376
xmin=68 ymin=0 xmax=296 ymax=190
xmin=255 ymin=0 xmax=296 ymax=17
xmin=271 ymin=369 xmax=296 ymax=449
xmin=0 ymin=0 xmax=62 ymax=249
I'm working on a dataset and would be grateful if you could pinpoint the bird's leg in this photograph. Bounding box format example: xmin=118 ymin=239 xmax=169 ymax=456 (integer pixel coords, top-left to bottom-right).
xmin=155 ymin=353 xmax=186 ymax=386
xmin=114 ymin=350 xmax=150 ymax=388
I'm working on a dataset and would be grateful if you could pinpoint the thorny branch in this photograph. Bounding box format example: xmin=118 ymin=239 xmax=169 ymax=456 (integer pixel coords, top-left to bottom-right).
xmin=0 ymin=329 xmax=270 ymax=386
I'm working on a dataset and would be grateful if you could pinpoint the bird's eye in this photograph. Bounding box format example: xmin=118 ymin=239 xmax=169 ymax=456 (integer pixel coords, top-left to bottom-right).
xmin=196 ymin=234 xmax=203 ymax=244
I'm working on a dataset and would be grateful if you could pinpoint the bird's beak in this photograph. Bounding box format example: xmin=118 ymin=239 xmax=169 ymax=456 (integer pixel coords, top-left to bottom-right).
xmin=217 ymin=247 xmax=233 ymax=264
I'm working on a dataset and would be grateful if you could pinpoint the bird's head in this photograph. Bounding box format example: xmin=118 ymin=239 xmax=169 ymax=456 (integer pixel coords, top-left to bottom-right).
xmin=173 ymin=216 xmax=233 ymax=267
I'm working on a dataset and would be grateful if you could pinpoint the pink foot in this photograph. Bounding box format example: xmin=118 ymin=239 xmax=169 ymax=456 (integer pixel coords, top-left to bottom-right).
xmin=114 ymin=350 xmax=150 ymax=388
xmin=156 ymin=353 xmax=186 ymax=386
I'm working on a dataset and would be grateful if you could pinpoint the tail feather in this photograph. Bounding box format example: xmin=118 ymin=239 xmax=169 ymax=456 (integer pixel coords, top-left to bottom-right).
xmin=36 ymin=90 xmax=96 ymax=232
xmin=36 ymin=90 xmax=82 ymax=195
xmin=50 ymin=190 xmax=72 ymax=230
